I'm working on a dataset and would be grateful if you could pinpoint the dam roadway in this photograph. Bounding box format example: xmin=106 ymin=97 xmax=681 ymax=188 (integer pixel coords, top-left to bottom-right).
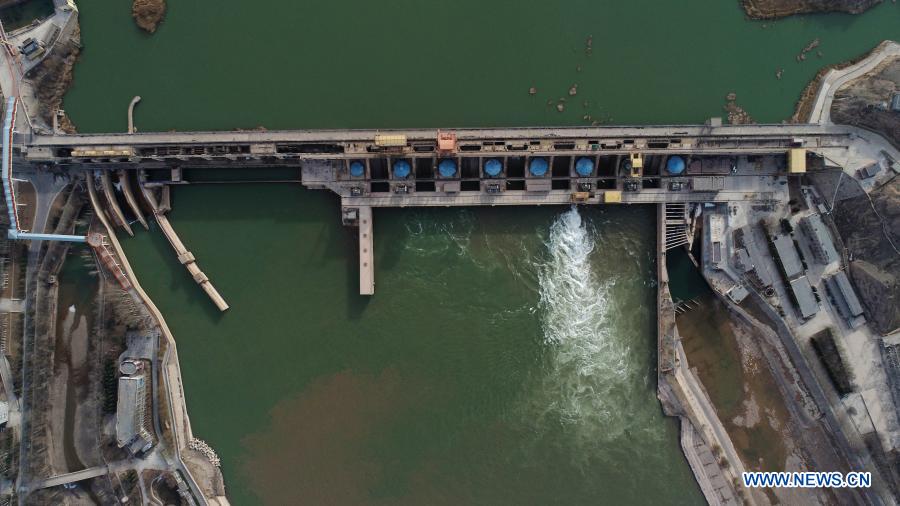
xmin=20 ymin=122 xmax=857 ymax=161
xmin=12 ymin=120 xmax=885 ymax=296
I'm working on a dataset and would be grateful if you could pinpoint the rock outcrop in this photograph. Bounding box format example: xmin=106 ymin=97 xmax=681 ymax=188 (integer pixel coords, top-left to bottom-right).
xmin=742 ymin=0 xmax=881 ymax=19
xmin=132 ymin=0 xmax=166 ymax=33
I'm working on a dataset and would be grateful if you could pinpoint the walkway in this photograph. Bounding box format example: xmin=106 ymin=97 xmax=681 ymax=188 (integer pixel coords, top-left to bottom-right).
xmin=31 ymin=465 xmax=110 ymax=490
xmin=673 ymin=341 xmax=752 ymax=504
xmin=137 ymin=180 xmax=228 ymax=311
xmin=26 ymin=122 xmax=862 ymax=149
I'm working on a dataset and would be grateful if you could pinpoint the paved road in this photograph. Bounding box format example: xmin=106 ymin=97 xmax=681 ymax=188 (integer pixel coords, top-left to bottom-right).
xmin=809 ymin=41 xmax=900 ymax=125
xmin=25 ymin=122 xmax=860 ymax=148
xmin=30 ymin=465 xmax=110 ymax=490
xmin=15 ymin=171 xmax=66 ymax=503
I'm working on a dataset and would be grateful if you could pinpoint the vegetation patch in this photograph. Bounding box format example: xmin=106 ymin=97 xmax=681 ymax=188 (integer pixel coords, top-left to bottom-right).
xmin=810 ymin=328 xmax=854 ymax=395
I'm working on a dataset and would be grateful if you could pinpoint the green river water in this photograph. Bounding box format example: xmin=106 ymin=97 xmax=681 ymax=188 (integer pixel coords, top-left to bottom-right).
xmin=59 ymin=0 xmax=900 ymax=504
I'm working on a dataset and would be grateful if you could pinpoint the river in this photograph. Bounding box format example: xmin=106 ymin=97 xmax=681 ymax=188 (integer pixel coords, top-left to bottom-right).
xmin=60 ymin=0 xmax=900 ymax=504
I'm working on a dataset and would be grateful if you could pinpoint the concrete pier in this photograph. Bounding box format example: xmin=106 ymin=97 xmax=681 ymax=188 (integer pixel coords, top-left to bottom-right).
xmin=99 ymin=170 xmax=133 ymax=236
xmin=128 ymin=96 xmax=140 ymax=134
xmin=86 ymin=172 xmax=112 ymax=231
xmin=118 ymin=169 xmax=149 ymax=230
xmin=138 ymin=177 xmax=229 ymax=311
xmin=358 ymin=206 xmax=374 ymax=295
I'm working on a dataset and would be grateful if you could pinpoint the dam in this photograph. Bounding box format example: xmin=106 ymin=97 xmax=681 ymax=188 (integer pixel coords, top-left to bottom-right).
xmin=12 ymin=108 xmax=868 ymax=297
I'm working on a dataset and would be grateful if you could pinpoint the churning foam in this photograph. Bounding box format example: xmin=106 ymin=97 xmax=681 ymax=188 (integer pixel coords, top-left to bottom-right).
xmin=533 ymin=206 xmax=652 ymax=446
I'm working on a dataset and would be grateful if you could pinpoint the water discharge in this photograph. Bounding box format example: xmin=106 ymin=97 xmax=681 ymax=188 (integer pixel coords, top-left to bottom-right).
xmin=120 ymin=190 xmax=701 ymax=504
xmin=530 ymin=207 xmax=666 ymax=461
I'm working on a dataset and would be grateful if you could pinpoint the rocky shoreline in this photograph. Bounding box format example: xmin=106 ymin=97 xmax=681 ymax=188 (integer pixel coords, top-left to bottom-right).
xmin=791 ymin=41 xmax=893 ymax=122
xmin=742 ymin=0 xmax=882 ymax=19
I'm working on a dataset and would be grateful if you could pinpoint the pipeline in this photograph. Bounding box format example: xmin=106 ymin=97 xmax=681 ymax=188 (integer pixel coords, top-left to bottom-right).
xmin=2 ymin=97 xmax=84 ymax=242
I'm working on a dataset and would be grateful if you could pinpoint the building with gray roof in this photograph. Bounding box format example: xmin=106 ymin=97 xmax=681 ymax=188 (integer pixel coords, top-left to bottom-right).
xmin=825 ymin=271 xmax=865 ymax=327
xmin=737 ymin=227 xmax=774 ymax=288
xmin=857 ymin=162 xmax=882 ymax=180
xmin=800 ymin=214 xmax=839 ymax=265
xmin=772 ymin=233 xmax=804 ymax=279
xmin=789 ymin=276 xmax=819 ymax=320
xmin=733 ymin=247 xmax=752 ymax=273
xmin=116 ymin=373 xmax=154 ymax=453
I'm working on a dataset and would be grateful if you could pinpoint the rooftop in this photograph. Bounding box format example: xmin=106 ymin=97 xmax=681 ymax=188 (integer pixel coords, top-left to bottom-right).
xmin=773 ymin=233 xmax=804 ymax=279
xmin=738 ymin=227 xmax=774 ymax=288
xmin=858 ymin=162 xmax=882 ymax=179
xmin=826 ymin=271 xmax=864 ymax=321
xmin=789 ymin=276 xmax=819 ymax=320
xmin=116 ymin=375 xmax=147 ymax=448
xmin=800 ymin=214 xmax=839 ymax=265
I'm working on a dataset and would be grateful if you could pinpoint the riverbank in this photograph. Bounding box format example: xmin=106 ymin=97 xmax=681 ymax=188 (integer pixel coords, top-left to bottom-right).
xmin=86 ymin=174 xmax=226 ymax=505
xmin=794 ymin=40 xmax=900 ymax=124
xmin=742 ymin=0 xmax=882 ymax=19
xmin=115 ymin=190 xmax=703 ymax=505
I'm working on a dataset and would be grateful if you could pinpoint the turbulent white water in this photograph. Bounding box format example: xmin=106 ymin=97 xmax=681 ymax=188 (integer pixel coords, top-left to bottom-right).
xmin=533 ymin=207 xmax=657 ymax=447
xmin=399 ymin=206 xmax=666 ymax=459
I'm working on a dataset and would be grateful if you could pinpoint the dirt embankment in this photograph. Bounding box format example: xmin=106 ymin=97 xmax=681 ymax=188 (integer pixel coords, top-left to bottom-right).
xmin=830 ymin=55 xmax=900 ymax=149
xmin=132 ymin=0 xmax=166 ymax=33
xmin=831 ymin=177 xmax=900 ymax=335
xmin=24 ymin=26 xmax=81 ymax=133
xmin=742 ymin=0 xmax=881 ymax=19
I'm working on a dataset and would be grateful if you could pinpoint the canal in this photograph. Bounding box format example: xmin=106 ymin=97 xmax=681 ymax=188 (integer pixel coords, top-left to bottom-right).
xmin=59 ymin=0 xmax=900 ymax=504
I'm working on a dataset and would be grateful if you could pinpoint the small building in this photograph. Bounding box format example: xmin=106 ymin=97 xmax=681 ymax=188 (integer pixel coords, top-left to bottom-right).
xmin=789 ymin=276 xmax=819 ymax=320
xmin=800 ymin=214 xmax=839 ymax=265
xmin=19 ymin=38 xmax=43 ymax=59
xmin=0 ymin=401 xmax=8 ymax=427
xmin=825 ymin=271 xmax=865 ymax=328
xmin=772 ymin=233 xmax=804 ymax=279
xmin=857 ymin=162 xmax=882 ymax=180
xmin=892 ymin=92 xmax=900 ymax=112
xmin=708 ymin=213 xmax=726 ymax=269
xmin=603 ymin=190 xmax=622 ymax=203
xmin=789 ymin=149 xmax=807 ymax=173
xmin=727 ymin=284 xmax=750 ymax=304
